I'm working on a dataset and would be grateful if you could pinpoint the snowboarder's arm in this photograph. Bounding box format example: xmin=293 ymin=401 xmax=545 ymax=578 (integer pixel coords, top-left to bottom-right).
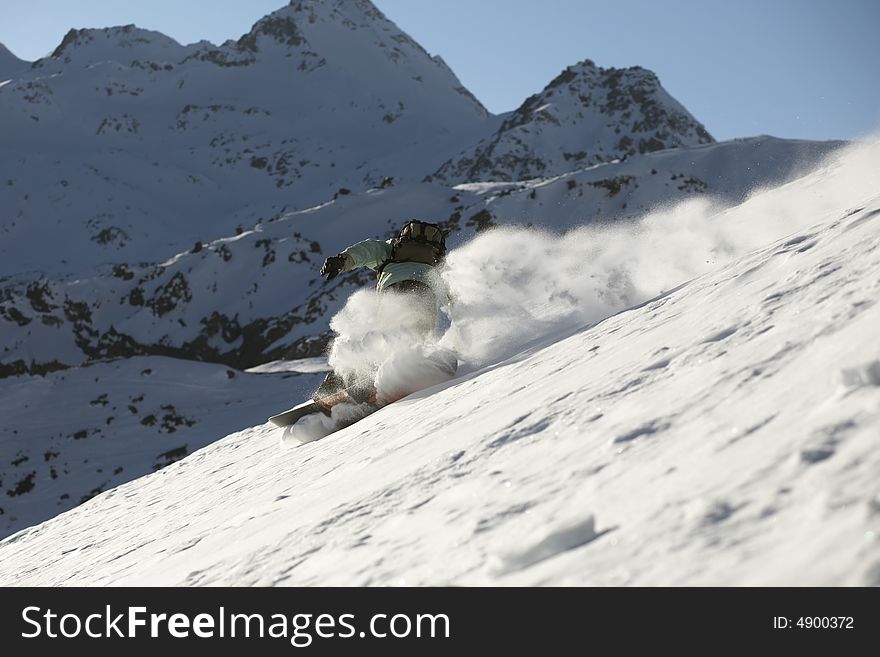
xmin=339 ymin=239 xmax=393 ymax=271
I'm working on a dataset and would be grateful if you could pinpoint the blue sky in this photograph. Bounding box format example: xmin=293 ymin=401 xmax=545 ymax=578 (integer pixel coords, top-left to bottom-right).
xmin=1 ymin=0 xmax=877 ymax=141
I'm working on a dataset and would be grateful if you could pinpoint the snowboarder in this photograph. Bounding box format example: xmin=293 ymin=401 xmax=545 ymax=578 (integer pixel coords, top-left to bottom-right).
xmin=267 ymin=219 xmax=456 ymax=431
xmin=313 ymin=219 xmax=449 ymax=408
xmin=319 ymin=219 xmax=446 ymax=334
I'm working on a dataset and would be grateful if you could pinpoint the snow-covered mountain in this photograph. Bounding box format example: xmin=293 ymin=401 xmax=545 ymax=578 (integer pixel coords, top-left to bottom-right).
xmin=0 ymin=0 xmax=490 ymax=276
xmin=429 ymin=60 xmax=714 ymax=184
xmin=1 ymin=140 xmax=877 ymax=585
xmin=0 ymin=1 xmax=837 ymax=278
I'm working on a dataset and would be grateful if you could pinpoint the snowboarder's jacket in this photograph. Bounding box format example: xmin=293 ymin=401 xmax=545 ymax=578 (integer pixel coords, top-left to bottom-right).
xmin=338 ymin=239 xmax=435 ymax=292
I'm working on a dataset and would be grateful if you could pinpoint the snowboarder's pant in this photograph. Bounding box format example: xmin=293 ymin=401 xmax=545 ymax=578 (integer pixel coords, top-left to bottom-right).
xmin=314 ymin=370 xmax=376 ymax=403
xmin=314 ymin=280 xmax=438 ymax=402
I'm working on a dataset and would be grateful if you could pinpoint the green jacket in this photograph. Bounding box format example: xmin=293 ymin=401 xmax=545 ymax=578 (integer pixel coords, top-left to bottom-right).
xmin=340 ymin=239 xmax=437 ymax=292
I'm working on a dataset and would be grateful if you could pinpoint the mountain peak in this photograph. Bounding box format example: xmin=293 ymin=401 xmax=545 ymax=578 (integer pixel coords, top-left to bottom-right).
xmin=235 ymin=9 xmax=309 ymax=53
xmin=280 ymin=0 xmax=389 ymax=22
xmin=47 ymin=25 xmax=186 ymax=65
xmin=431 ymin=61 xmax=714 ymax=183
xmin=232 ymin=0 xmax=429 ymax=62
xmin=220 ymin=0 xmax=487 ymax=118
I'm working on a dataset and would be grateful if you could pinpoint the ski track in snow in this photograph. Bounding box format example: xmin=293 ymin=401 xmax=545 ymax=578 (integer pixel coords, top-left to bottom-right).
xmin=1 ymin=171 xmax=878 ymax=585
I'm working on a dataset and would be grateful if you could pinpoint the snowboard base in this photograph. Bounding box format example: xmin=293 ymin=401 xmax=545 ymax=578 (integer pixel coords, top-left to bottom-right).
xmin=267 ymin=400 xmax=322 ymax=427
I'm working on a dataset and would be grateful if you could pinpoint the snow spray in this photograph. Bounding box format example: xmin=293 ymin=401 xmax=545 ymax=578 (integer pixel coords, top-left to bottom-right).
xmin=437 ymin=138 xmax=880 ymax=369
xmin=322 ymin=139 xmax=878 ymax=377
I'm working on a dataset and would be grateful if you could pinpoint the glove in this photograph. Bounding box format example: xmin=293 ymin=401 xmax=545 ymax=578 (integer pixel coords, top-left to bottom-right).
xmin=320 ymin=254 xmax=346 ymax=281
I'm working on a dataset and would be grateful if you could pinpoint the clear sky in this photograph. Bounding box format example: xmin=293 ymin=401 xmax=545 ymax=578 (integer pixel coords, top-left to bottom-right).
xmin=1 ymin=0 xmax=877 ymax=142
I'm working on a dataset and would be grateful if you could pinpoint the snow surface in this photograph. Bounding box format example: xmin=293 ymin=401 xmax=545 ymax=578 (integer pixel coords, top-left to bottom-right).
xmin=0 ymin=356 xmax=325 ymax=538
xmin=1 ymin=140 xmax=878 ymax=586
xmin=0 ymin=42 xmax=28 ymax=80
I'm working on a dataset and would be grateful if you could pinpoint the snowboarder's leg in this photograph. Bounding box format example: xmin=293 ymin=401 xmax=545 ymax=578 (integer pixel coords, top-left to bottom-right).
xmin=374 ymin=345 xmax=457 ymax=405
xmin=313 ymin=369 xmax=377 ymax=414
xmin=314 ymin=370 xmax=346 ymax=399
xmin=307 ymin=280 xmax=444 ymax=417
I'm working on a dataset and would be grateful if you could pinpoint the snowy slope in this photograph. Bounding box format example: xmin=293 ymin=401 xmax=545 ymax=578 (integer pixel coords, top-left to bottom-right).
xmin=1 ymin=141 xmax=877 ymax=586
xmin=0 ymin=43 xmax=28 ymax=79
xmin=430 ymin=60 xmax=714 ymax=184
xmin=0 ymin=356 xmax=326 ymax=539
xmin=449 ymin=135 xmax=843 ymax=230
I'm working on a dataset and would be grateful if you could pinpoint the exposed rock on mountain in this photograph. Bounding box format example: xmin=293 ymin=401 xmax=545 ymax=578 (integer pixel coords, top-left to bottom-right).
xmin=431 ymin=60 xmax=714 ymax=183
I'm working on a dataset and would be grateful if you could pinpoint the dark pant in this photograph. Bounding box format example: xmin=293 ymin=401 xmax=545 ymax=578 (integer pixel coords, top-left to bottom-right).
xmin=314 ymin=370 xmax=376 ymax=403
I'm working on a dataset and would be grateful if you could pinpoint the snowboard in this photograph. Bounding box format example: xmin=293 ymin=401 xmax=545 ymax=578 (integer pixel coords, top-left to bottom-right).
xmin=269 ymin=347 xmax=458 ymax=446
xmin=267 ymin=400 xmax=323 ymax=427
xmin=267 ymin=386 xmax=374 ymax=428
xmin=273 ymin=397 xmax=381 ymax=447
